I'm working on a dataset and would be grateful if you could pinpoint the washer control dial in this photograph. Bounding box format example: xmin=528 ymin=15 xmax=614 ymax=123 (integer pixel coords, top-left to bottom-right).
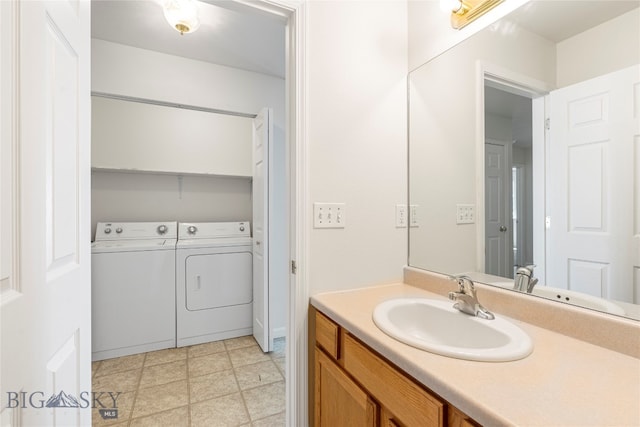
xmin=157 ymin=224 xmax=168 ymax=235
xmin=116 ymin=227 xmax=123 ymax=234
xmin=239 ymin=225 xmax=245 ymax=232
xmin=187 ymin=225 xmax=198 ymax=235
xmin=104 ymin=227 xmax=112 ymax=234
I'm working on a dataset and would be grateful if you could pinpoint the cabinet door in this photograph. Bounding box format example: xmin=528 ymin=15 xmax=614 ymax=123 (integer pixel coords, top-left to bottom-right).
xmin=381 ymin=407 xmax=403 ymax=427
xmin=448 ymin=406 xmax=478 ymax=427
xmin=342 ymin=334 xmax=444 ymax=427
xmin=315 ymin=348 xmax=378 ymax=427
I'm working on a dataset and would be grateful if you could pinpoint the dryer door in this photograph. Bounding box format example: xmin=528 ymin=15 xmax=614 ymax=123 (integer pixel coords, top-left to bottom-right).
xmin=185 ymin=252 xmax=253 ymax=311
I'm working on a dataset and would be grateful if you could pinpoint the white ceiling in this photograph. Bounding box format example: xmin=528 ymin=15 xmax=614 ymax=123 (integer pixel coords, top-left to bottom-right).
xmin=91 ymin=0 xmax=638 ymax=81
xmin=91 ymin=0 xmax=286 ymax=78
xmin=507 ymin=0 xmax=640 ymax=43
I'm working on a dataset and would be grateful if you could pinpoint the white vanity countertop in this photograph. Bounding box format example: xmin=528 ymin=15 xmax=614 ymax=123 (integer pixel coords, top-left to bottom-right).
xmin=311 ymin=283 xmax=640 ymax=426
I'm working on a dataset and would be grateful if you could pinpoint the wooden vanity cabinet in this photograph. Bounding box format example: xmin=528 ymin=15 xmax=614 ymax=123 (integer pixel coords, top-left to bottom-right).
xmin=315 ymin=348 xmax=379 ymax=426
xmin=314 ymin=310 xmax=479 ymax=427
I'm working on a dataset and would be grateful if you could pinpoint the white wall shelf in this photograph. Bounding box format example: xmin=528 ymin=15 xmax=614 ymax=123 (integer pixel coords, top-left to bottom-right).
xmin=92 ymin=96 xmax=253 ymax=178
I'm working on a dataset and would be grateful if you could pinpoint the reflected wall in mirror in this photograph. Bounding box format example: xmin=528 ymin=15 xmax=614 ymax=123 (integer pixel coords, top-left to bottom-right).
xmin=409 ymin=1 xmax=640 ymax=320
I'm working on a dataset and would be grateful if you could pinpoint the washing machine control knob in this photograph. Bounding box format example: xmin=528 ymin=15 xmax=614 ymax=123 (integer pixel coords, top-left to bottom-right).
xmin=115 ymin=227 xmax=123 ymax=234
xmin=239 ymin=225 xmax=245 ymax=232
xmin=157 ymin=225 xmax=168 ymax=235
xmin=104 ymin=227 xmax=112 ymax=234
xmin=187 ymin=225 xmax=197 ymax=235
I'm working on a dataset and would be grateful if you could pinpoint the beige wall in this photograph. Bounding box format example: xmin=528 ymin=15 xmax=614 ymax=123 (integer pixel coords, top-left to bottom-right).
xmin=307 ymin=0 xmax=408 ymax=294
xmin=557 ymin=8 xmax=640 ymax=88
xmin=91 ymin=171 xmax=252 ymax=235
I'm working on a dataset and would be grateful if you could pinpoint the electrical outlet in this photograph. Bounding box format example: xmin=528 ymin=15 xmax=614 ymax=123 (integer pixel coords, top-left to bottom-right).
xmin=396 ymin=204 xmax=407 ymax=228
xmin=456 ymin=204 xmax=475 ymax=224
xmin=314 ymin=203 xmax=346 ymax=228
xmin=410 ymin=205 xmax=419 ymax=227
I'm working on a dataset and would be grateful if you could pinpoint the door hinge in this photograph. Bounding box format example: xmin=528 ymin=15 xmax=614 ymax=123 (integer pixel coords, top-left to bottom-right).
xmin=291 ymin=260 xmax=297 ymax=275
xmin=545 ymin=118 xmax=550 ymax=130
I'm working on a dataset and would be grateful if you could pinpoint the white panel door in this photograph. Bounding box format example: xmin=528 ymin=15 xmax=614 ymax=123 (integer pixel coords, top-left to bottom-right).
xmin=0 ymin=0 xmax=92 ymax=425
xmin=253 ymin=108 xmax=273 ymax=352
xmin=548 ymin=65 xmax=639 ymax=302
xmin=485 ymin=140 xmax=513 ymax=278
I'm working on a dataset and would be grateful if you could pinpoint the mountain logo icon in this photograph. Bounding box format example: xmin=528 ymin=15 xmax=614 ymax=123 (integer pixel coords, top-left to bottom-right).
xmin=45 ymin=391 xmax=80 ymax=408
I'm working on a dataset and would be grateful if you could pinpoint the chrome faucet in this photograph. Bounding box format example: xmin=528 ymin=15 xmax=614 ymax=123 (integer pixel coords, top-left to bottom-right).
xmin=448 ymin=275 xmax=495 ymax=320
xmin=513 ymin=265 xmax=538 ymax=294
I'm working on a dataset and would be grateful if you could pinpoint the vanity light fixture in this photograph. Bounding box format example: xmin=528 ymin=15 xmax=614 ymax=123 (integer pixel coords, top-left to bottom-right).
xmin=163 ymin=0 xmax=201 ymax=35
xmin=441 ymin=0 xmax=505 ymax=30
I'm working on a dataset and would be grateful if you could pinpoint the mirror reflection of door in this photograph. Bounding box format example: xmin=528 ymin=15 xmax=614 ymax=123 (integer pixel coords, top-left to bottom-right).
xmin=484 ymin=84 xmax=533 ymax=279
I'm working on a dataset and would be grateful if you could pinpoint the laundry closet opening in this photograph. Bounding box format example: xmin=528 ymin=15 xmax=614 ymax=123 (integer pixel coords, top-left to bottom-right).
xmin=89 ymin=1 xmax=288 ymax=424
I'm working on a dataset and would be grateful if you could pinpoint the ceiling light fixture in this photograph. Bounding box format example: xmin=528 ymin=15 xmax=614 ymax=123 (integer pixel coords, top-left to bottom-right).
xmin=441 ymin=0 xmax=505 ymax=29
xmin=163 ymin=0 xmax=201 ymax=35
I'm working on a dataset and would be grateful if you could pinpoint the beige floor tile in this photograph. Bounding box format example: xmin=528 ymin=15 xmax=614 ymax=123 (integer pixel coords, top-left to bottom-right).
xmin=144 ymin=347 xmax=187 ymax=367
xmin=189 ymin=352 xmax=232 ymax=377
xmin=92 ymin=422 xmax=128 ymax=427
xmin=131 ymin=379 xmax=189 ymax=419
xmin=252 ymin=411 xmax=286 ymax=427
xmin=242 ymin=381 xmax=285 ymax=421
xmin=95 ymin=353 xmax=145 ymax=377
xmin=228 ymin=346 xmax=271 ymax=368
xmin=92 ymin=361 xmax=101 ymax=378
xmin=92 ymin=390 xmax=134 ymax=427
xmin=188 ymin=341 xmax=226 ymax=358
xmin=223 ymin=335 xmax=258 ymax=351
xmin=93 ymin=368 xmax=141 ymax=393
xmin=190 ymin=393 xmax=250 ymax=427
xmin=189 ymin=369 xmax=238 ymax=403
xmin=234 ymin=361 xmax=282 ymax=391
xmin=139 ymin=359 xmax=187 ymax=389
xmin=273 ymin=357 xmax=285 ymax=378
xmin=129 ymin=405 xmax=189 ymax=427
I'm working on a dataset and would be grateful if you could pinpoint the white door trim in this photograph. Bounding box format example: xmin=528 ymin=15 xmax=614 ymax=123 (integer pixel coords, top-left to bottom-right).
xmin=475 ymin=60 xmax=549 ymax=273
xmin=226 ymin=0 xmax=308 ymax=425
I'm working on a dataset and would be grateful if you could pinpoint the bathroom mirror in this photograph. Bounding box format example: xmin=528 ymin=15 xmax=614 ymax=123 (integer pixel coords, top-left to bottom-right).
xmin=409 ymin=0 xmax=640 ymax=320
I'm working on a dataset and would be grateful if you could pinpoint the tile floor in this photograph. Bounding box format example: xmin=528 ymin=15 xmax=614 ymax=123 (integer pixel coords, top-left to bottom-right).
xmin=91 ymin=336 xmax=286 ymax=427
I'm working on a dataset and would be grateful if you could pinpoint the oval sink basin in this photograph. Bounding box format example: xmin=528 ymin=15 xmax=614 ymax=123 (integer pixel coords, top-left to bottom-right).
xmin=373 ymin=298 xmax=533 ymax=362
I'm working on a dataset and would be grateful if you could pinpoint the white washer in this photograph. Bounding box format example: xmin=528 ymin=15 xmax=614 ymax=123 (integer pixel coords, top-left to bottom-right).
xmin=176 ymin=221 xmax=253 ymax=347
xmin=91 ymin=221 xmax=177 ymax=361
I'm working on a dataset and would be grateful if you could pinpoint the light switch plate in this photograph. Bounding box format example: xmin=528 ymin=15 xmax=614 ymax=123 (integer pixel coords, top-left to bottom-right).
xmin=396 ymin=204 xmax=407 ymax=228
xmin=410 ymin=205 xmax=419 ymax=227
xmin=314 ymin=203 xmax=346 ymax=228
xmin=456 ymin=204 xmax=475 ymax=224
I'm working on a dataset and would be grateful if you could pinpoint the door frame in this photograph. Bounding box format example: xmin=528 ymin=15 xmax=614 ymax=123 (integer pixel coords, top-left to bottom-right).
xmin=223 ymin=0 xmax=308 ymax=425
xmin=475 ymin=61 xmax=549 ymax=277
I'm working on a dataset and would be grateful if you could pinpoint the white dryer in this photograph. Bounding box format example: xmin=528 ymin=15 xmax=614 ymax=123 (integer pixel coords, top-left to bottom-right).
xmin=176 ymin=221 xmax=253 ymax=347
xmin=91 ymin=221 xmax=177 ymax=361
